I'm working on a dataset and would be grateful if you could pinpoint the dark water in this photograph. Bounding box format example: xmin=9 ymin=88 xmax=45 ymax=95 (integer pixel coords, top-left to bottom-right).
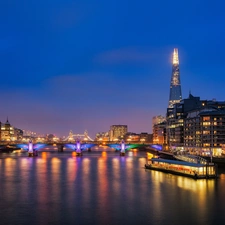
xmin=1 ymin=148 xmax=225 ymax=225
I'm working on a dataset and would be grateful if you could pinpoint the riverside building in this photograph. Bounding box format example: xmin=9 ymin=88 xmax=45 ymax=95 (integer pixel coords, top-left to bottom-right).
xmin=0 ymin=118 xmax=23 ymax=142
xmin=166 ymin=94 xmax=201 ymax=150
xmin=166 ymin=94 xmax=225 ymax=156
xmin=152 ymin=116 xmax=167 ymax=145
xmin=184 ymin=107 xmax=225 ymax=156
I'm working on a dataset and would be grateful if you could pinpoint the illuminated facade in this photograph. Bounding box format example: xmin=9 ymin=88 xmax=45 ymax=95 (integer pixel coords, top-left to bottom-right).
xmin=152 ymin=115 xmax=166 ymax=125
xmin=95 ymin=132 xmax=109 ymax=141
xmin=152 ymin=115 xmax=166 ymax=144
xmin=168 ymin=48 xmax=182 ymax=108
xmin=153 ymin=122 xmax=167 ymax=145
xmin=123 ymin=132 xmax=152 ymax=143
xmin=166 ymin=94 xmax=201 ymax=150
xmin=167 ymin=94 xmax=225 ymax=156
xmin=109 ymin=125 xmax=128 ymax=141
xmin=0 ymin=119 xmax=23 ymax=142
xmin=1 ymin=119 xmax=15 ymax=141
xmin=184 ymin=108 xmax=225 ymax=156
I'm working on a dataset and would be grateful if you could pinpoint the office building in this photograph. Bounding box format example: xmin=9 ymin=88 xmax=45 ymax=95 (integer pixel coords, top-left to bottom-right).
xmin=168 ymin=48 xmax=182 ymax=108
xmin=109 ymin=125 xmax=128 ymax=141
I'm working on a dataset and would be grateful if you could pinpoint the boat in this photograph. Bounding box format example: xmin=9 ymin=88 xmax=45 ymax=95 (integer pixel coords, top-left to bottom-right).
xmin=145 ymin=157 xmax=218 ymax=179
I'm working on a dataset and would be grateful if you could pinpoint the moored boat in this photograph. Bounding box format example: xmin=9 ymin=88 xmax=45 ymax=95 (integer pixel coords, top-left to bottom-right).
xmin=145 ymin=157 xmax=217 ymax=179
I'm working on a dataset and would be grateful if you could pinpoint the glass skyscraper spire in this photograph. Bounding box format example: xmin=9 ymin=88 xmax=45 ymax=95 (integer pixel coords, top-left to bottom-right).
xmin=168 ymin=48 xmax=182 ymax=108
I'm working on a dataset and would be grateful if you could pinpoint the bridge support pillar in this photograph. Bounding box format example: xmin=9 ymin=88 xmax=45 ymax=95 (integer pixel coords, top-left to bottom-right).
xmin=120 ymin=152 xmax=125 ymax=156
xmin=28 ymin=150 xmax=38 ymax=157
xmin=76 ymin=152 xmax=83 ymax=156
xmin=28 ymin=152 xmax=34 ymax=157
xmin=120 ymin=140 xmax=126 ymax=156
xmin=28 ymin=140 xmax=38 ymax=157
xmin=58 ymin=145 xmax=64 ymax=152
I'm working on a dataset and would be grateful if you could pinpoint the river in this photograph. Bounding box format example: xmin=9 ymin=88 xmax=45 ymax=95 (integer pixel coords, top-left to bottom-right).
xmin=0 ymin=147 xmax=225 ymax=225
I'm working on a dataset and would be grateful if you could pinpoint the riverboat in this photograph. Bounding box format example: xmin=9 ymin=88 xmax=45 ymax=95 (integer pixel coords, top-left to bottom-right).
xmin=145 ymin=157 xmax=217 ymax=179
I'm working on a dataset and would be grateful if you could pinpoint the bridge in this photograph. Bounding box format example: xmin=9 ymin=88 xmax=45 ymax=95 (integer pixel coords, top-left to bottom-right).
xmin=63 ymin=130 xmax=94 ymax=142
xmin=0 ymin=139 xmax=163 ymax=157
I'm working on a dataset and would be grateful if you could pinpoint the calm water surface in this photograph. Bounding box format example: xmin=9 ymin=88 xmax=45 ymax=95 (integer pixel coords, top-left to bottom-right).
xmin=1 ymin=147 xmax=225 ymax=225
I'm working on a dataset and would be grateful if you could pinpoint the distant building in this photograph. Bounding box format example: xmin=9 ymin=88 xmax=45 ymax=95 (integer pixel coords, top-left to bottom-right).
xmin=1 ymin=118 xmax=16 ymax=141
xmin=14 ymin=128 xmax=23 ymax=141
xmin=0 ymin=118 xmax=24 ymax=142
xmin=153 ymin=122 xmax=167 ymax=145
xmin=152 ymin=115 xmax=166 ymax=145
xmin=124 ymin=132 xmax=140 ymax=142
xmin=124 ymin=132 xmax=152 ymax=143
xmin=139 ymin=132 xmax=153 ymax=143
xmin=152 ymin=115 xmax=166 ymax=126
xmin=109 ymin=125 xmax=128 ymax=141
xmin=95 ymin=132 xmax=109 ymax=141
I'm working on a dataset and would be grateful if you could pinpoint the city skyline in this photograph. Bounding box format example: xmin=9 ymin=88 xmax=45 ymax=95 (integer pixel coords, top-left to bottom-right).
xmin=1 ymin=0 xmax=225 ymax=138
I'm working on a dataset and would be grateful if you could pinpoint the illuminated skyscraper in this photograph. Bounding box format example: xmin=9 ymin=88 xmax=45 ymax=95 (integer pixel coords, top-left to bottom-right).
xmin=168 ymin=48 xmax=182 ymax=108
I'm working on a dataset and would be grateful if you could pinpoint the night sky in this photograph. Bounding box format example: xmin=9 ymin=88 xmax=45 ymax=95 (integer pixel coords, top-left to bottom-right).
xmin=1 ymin=0 xmax=225 ymax=138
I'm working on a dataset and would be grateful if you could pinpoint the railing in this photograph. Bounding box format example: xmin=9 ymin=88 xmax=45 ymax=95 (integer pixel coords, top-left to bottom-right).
xmin=174 ymin=153 xmax=208 ymax=165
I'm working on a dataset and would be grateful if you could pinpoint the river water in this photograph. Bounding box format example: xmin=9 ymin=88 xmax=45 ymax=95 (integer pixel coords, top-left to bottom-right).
xmin=0 ymin=147 xmax=225 ymax=225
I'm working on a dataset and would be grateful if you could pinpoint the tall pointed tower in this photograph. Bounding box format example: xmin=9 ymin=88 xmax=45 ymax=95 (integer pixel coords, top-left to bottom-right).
xmin=168 ymin=48 xmax=182 ymax=108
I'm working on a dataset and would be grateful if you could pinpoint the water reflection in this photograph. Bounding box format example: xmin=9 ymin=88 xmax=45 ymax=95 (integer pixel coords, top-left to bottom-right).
xmin=0 ymin=151 xmax=225 ymax=225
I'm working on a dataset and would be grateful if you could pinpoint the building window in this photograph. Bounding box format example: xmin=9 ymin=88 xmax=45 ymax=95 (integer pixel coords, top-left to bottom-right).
xmin=203 ymin=117 xmax=210 ymax=121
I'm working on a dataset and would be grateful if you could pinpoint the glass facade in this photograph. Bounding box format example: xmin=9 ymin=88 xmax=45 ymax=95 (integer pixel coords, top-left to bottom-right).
xmin=168 ymin=48 xmax=182 ymax=108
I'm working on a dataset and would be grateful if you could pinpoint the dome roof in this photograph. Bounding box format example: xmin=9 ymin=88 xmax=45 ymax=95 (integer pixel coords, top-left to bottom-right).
xmin=5 ymin=118 xmax=10 ymax=125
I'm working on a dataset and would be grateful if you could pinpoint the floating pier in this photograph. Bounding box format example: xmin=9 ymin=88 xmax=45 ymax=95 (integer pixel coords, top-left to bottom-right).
xmin=145 ymin=157 xmax=218 ymax=179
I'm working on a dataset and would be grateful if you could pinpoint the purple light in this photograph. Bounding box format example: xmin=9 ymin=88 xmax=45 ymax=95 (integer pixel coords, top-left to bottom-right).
xmin=76 ymin=140 xmax=81 ymax=153
xmin=28 ymin=141 xmax=34 ymax=153
xmin=121 ymin=140 xmax=126 ymax=153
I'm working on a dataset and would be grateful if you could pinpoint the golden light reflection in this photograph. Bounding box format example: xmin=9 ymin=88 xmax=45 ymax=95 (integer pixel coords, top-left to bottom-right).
xmin=4 ymin=157 xmax=17 ymax=202
xmin=81 ymin=158 xmax=91 ymax=205
xmin=51 ymin=157 xmax=61 ymax=163
xmin=19 ymin=158 xmax=31 ymax=200
xmin=128 ymin=151 xmax=133 ymax=156
xmin=126 ymin=157 xmax=133 ymax=162
xmin=41 ymin=152 xmax=47 ymax=160
xmin=112 ymin=158 xmax=119 ymax=164
xmin=36 ymin=154 xmax=48 ymax=205
xmin=72 ymin=152 xmax=76 ymax=158
xmin=97 ymin=153 xmax=109 ymax=223
xmin=138 ymin=157 xmax=146 ymax=165
xmin=177 ymin=176 xmax=215 ymax=223
xmin=82 ymin=158 xmax=90 ymax=163
xmin=102 ymin=151 xmax=107 ymax=158
xmin=51 ymin=157 xmax=61 ymax=199
xmin=66 ymin=157 xmax=78 ymax=207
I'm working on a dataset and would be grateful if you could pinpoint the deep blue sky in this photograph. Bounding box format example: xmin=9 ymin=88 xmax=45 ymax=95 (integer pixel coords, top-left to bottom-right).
xmin=1 ymin=0 xmax=225 ymax=138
